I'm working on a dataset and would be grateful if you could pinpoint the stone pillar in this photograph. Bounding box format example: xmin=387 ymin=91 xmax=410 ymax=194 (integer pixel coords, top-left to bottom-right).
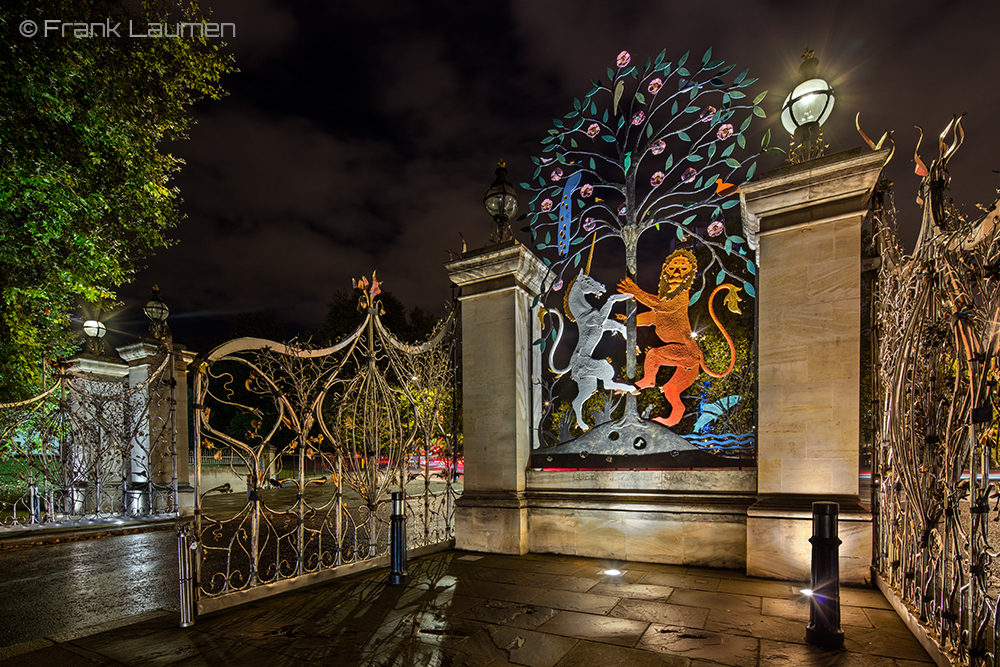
xmin=740 ymin=147 xmax=887 ymax=584
xmin=117 ymin=340 xmax=194 ymax=516
xmin=445 ymin=241 xmax=550 ymax=554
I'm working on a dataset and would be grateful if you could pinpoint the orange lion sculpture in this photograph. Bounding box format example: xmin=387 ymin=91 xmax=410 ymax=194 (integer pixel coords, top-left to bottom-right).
xmin=618 ymin=248 xmax=742 ymax=427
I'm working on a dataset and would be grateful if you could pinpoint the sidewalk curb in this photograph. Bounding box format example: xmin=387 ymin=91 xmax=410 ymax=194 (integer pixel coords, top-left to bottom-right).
xmin=0 ymin=516 xmax=184 ymax=551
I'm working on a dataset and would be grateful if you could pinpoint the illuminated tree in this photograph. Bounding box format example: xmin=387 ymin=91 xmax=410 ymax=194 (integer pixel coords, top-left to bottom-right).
xmin=0 ymin=0 xmax=233 ymax=400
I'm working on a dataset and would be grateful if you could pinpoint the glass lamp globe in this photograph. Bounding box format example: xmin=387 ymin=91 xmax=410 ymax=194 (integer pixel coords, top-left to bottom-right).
xmin=82 ymin=320 xmax=107 ymax=339
xmin=143 ymin=286 xmax=169 ymax=323
xmin=483 ymin=162 xmax=518 ymax=223
xmin=780 ymin=78 xmax=835 ymax=135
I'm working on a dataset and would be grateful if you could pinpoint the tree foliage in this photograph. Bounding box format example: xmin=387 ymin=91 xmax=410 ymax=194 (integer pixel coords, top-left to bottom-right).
xmin=0 ymin=0 xmax=233 ymax=400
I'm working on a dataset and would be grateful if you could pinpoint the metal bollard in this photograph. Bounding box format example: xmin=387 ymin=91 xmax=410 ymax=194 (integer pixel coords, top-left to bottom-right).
xmin=806 ymin=501 xmax=844 ymax=649
xmin=177 ymin=522 xmax=196 ymax=627
xmin=388 ymin=492 xmax=408 ymax=585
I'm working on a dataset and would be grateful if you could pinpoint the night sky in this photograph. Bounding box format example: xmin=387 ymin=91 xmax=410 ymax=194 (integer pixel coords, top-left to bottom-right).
xmin=111 ymin=0 xmax=1000 ymax=346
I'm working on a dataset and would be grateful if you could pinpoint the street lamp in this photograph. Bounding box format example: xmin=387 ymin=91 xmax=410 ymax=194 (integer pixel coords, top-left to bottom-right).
xmin=82 ymin=319 xmax=107 ymax=355
xmin=781 ymin=49 xmax=835 ymax=164
xmin=143 ymin=285 xmax=170 ymax=339
xmin=483 ymin=160 xmax=518 ymax=244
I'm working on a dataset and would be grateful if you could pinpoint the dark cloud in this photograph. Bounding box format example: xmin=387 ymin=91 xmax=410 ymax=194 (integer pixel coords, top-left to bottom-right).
xmin=118 ymin=0 xmax=1000 ymax=343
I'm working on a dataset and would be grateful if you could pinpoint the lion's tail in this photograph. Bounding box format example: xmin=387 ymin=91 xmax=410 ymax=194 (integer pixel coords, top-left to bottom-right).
xmin=701 ymin=284 xmax=739 ymax=378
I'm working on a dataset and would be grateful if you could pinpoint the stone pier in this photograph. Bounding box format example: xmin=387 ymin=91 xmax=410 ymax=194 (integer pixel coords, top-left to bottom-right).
xmin=740 ymin=147 xmax=888 ymax=584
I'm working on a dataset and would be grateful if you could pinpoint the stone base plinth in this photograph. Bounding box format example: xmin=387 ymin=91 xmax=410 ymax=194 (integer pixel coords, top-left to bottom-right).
xmin=746 ymin=495 xmax=872 ymax=585
xmin=455 ymin=494 xmax=527 ymax=555
xmin=526 ymin=490 xmax=753 ymax=569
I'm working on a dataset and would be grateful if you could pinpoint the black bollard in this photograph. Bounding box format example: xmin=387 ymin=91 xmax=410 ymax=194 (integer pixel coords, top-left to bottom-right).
xmin=388 ymin=492 xmax=408 ymax=585
xmin=806 ymin=501 xmax=844 ymax=649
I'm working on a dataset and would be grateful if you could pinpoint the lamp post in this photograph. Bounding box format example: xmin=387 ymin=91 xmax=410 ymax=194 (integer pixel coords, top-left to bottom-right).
xmin=82 ymin=319 xmax=107 ymax=355
xmin=143 ymin=285 xmax=170 ymax=339
xmin=483 ymin=160 xmax=518 ymax=244
xmin=781 ymin=49 xmax=835 ymax=164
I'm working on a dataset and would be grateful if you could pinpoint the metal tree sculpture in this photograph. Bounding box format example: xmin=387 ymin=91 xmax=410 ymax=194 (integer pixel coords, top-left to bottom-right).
xmin=525 ymin=48 xmax=779 ymax=437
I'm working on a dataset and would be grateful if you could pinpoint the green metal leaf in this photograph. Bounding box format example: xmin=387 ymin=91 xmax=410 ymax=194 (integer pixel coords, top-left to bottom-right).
xmin=736 ymin=134 xmax=745 ymax=149
xmin=689 ymin=81 xmax=700 ymax=101
xmin=746 ymin=161 xmax=757 ymax=180
xmin=664 ymin=154 xmax=673 ymax=170
xmin=739 ymin=77 xmax=758 ymax=88
xmin=686 ymin=153 xmax=703 ymax=162
xmin=705 ymin=60 xmax=724 ymax=70
xmin=571 ymin=235 xmax=587 ymax=245
xmin=590 ymin=101 xmax=597 ymax=115
xmin=753 ymin=106 xmax=766 ymax=118
xmin=574 ymin=97 xmax=581 ymax=111
xmin=721 ymin=199 xmax=740 ymax=209
xmin=725 ymin=158 xmax=740 ymax=168
xmin=740 ymin=116 xmax=752 ymax=132
xmin=678 ymin=131 xmax=690 ymax=142
xmin=603 ymin=108 xmax=609 ymax=123
xmin=678 ymin=51 xmax=689 ymax=67
xmin=716 ymin=270 xmax=725 ymax=285
xmin=644 ymin=56 xmax=651 ymax=72
xmin=655 ymin=49 xmax=665 ymax=66
xmin=646 ymin=124 xmax=653 ymax=138
xmin=544 ymin=231 xmax=551 ymax=245
xmin=591 ymin=78 xmax=601 ymax=86
xmin=689 ymin=289 xmax=703 ymax=306
xmin=570 ymin=138 xmax=578 ymax=148
xmin=671 ymin=101 xmax=679 ymax=116
xmin=753 ymin=90 xmax=767 ymax=105
xmin=677 ymin=67 xmax=690 ymax=77
xmin=765 ymin=146 xmax=787 ymax=157
xmin=589 ymin=157 xmax=596 ymax=169
xmin=746 ymin=259 xmax=756 ymax=275
xmin=607 ymin=67 xmax=615 ymax=81
xmin=543 ymin=257 xmax=552 ymax=266
xmin=724 ymin=238 xmax=733 ymax=254
xmin=707 ymin=143 xmax=716 ymax=159
xmin=728 ymin=90 xmax=746 ymax=99
xmin=743 ymin=281 xmax=755 ymax=297
xmin=733 ymin=69 xmax=748 ymax=85
xmin=682 ymin=214 xmax=697 ymax=225
xmin=718 ymin=64 xmax=735 ymax=76
xmin=702 ymin=47 xmax=712 ymax=65
xmin=721 ymin=144 xmax=735 ymax=158
xmin=602 ymin=135 xmax=616 ymax=142
xmin=573 ymin=253 xmax=581 ymax=268
xmin=519 ymin=182 xmax=531 ymax=189
xmin=635 ymin=92 xmax=646 ymax=105
xmin=676 ymin=226 xmax=685 ymax=241
xmin=685 ymin=105 xmax=700 ymax=113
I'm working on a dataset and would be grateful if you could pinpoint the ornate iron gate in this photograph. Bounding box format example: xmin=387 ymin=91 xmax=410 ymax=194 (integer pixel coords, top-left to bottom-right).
xmin=185 ymin=280 xmax=460 ymax=620
xmin=871 ymin=120 xmax=1000 ymax=665
xmin=0 ymin=347 xmax=179 ymax=528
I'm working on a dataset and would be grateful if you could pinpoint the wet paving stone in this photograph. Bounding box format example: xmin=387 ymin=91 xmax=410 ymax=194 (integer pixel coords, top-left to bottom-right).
xmin=638 ymin=571 xmax=722 ymax=592
xmin=530 ymin=588 xmax=622 ymax=615
xmin=554 ymin=639 xmax=690 ymax=667
xmin=537 ymin=610 xmax=649 ymax=647
xmin=458 ymin=600 xmax=559 ymax=630
xmin=609 ymin=598 xmax=710 ymax=629
xmin=637 ymin=624 xmax=759 ymax=667
xmin=589 ymin=581 xmax=675 ymax=601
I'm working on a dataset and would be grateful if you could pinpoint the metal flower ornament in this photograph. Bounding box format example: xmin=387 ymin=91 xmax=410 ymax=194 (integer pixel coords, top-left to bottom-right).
xmin=525 ymin=48 xmax=780 ymax=466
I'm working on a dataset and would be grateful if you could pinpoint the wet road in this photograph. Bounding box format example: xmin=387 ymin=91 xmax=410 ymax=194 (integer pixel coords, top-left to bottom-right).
xmin=0 ymin=530 xmax=178 ymax=648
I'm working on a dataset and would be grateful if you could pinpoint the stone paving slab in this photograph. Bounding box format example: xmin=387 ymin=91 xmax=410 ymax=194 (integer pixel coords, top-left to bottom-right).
xmin=0 ymin=550 xmax=936 ymax=666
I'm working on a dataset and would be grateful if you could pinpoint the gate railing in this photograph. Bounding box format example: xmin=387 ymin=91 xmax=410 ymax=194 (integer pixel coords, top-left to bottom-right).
xmin=188 ymin=283 xmax=460 ymax=618
xmin=872 ymin=127 xmax=1000 ymax=665
xmin=0 ymin=346 xmax=178 ymax=528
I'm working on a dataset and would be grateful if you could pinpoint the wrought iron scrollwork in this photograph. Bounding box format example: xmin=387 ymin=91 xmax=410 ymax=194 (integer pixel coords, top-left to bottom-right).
xmin=873 ymin=118 xmax=1000 ymax=665
xmin=191 ymin=279 xmax=460 ymax=606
